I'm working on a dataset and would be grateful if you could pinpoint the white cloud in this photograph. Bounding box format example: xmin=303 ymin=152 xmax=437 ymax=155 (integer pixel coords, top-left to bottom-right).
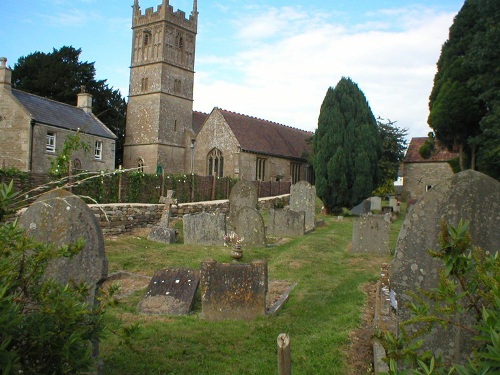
xmin=194 ymin=5 xmax=456 ymax=139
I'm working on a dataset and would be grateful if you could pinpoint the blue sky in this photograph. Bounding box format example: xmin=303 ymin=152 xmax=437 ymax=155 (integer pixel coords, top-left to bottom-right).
xmin=1 ymin=0 xmax=464 ymax=138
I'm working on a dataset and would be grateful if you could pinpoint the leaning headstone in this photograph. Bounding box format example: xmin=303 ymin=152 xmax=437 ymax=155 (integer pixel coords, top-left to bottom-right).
xmin=391 ymin=170 xmax=500 ymax=364
xmin=183 ymin=211 xmax=226 ymax=246
xmin=234 ymin=206 xmax=266 ymax=247
xmin=148 ymin=190 xmax=177 ymax=244
xmin=18 ymin=189 xmax=108 ymax=306
xmin=370 ymin=196 xmax=382 ymax=212
xmin=289 ymin=181 xmax=316 ymax=232
xmin=228 ymin=179 xmax=258 ymax=230
xmin=351 ymin=215 xmax=390 ymax=254
xmin=200 ymin=259 xmax=268 ymax=321
xmin=138 ymin=268 xmax=200 ymax=315
xmin=351 ymin=199 xmax=371 ymax=216
xmin=267 ymin=209 xmax=305 ymax=237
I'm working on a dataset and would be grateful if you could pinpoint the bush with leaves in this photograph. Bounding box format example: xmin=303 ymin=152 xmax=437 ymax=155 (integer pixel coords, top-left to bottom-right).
xmin=0 ymin=220 xmax=108 ymax=374
xmin=378 ymin=220 xmax=500 ymax=374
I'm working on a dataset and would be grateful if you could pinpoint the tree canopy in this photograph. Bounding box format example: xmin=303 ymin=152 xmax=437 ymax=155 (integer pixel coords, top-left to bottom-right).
xmin=428 ymin=0 xmax=499 ymax=178
xmin=313 ymin=77 xmax=381 ymax=213
xmin=12 ymin=46 xmax=127 ymax=167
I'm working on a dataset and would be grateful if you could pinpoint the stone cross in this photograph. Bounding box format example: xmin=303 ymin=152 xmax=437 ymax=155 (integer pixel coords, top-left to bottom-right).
xmin=159 ymin=190 xmax=177 ymax=224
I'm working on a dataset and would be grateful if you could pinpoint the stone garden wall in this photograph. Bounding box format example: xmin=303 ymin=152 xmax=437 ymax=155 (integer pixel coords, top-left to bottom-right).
xmin=91 ymin=194 xmax=289 ymax=235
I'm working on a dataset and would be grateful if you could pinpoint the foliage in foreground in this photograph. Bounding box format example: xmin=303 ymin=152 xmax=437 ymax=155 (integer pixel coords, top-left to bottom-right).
xmin=378 ymin=220 xmax=500 ymax=374
xmin=0 ymin=221 xmax=107 ymax=374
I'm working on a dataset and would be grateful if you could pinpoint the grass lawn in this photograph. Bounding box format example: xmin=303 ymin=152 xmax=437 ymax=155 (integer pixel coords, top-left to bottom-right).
xmin=100 ymin=207 xmax=404 ymax=374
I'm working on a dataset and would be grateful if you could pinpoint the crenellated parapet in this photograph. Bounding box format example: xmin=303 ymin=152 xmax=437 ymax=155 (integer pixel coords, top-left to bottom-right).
xmin=133 ymin=0 xmax=198 ymax=32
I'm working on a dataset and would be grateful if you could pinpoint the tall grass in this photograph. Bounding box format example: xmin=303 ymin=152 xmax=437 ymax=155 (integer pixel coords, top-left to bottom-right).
xmin=101 ymin=212 xmax=398 ymax=374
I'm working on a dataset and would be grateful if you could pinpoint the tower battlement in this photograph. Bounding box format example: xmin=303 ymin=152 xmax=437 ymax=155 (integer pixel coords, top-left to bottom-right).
xmin=133 ymin=0 xmax=197 ymax=32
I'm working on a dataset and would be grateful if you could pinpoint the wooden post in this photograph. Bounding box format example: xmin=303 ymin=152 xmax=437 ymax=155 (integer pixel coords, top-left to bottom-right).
xmin=277 ymin=333 xmax=291 ymax=375
xmin=117 ymin=165 xmax=122 ymax=203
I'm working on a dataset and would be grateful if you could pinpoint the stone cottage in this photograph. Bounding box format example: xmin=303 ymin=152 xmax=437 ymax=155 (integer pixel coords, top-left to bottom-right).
xmin=0 ymin=57 xmax=117 ymax=173
xmin=401 ymin=137 xmax=458 ymax=200
xmin=123 ymin=0 xmax=313 ymax=183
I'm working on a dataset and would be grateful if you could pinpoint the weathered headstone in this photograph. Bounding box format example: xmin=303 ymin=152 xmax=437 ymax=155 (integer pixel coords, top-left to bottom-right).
xmin=351 ymin=199 xmax=371 ymax=216
xmin=289 ymin=180 xmax=316 ymax=232
xmin=228 ymin=179 xmax=258 ymax=230
xmin=389 ymin=197 xmax=400 ymax=213
xmin=391 ymin=170 xmax=500 ymax=363
xmin=200 ymin=259 xmax=268 ymax=321
xmin=267 ymin=209 xmax=305 ymax=237
xmin=138 ymin=268 xmax=200 ymax=315
xmin=148 ymin=190 xmax=177 ymax=244
xmin=351 ymin=215 xmax=390 ymax=254
xmin=18 ymin=189 xmax=108 ymax=305
xmin=370 ymin=196 xmax=382 ymax=212
xmin=183 ymin=211 xmax=226 ymax=246
xmin=234 ymin=206 xmax=266 ymax=247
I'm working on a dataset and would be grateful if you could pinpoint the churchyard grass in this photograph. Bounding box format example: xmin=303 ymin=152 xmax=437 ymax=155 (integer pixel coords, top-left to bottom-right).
xmin=101 ymin=211 xmax=400 ymax=374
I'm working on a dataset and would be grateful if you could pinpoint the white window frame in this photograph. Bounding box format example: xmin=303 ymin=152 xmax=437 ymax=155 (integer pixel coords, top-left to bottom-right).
xmin=94 ymin=140 xmax=103 ymax=160
xmin=46 ymin=131 xmax=56 ymax=153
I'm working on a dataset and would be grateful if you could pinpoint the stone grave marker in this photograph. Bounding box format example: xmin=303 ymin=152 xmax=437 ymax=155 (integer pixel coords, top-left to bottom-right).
xmin=351 ymin=215 xmax=390 ymax=254
xmin=267 ymin=208 xmax=305 ymax=237
xmin=228 ymin=179 xmax=258 ymax=230
xmin=289 ymin=180 xmax=316 ymax=232
xmin=18 ymin=189 xmax=108 ymax=306
xmin=234 ymin=206 xmax=266 ymax=247
xmin=200 ymin=259 xmax=268 ymax=321
xmin=370 ymin=196 xmax=382 ymax=212
xmin=183 ymin=211 xmax=226 ymax=246
xmin=148 ymin=190 xmax=177 ymax=244
xmin=389 ymin=197 xmax=400 ymax=213
xmin=351 ymin=198 xmax=371 ymax=216
xmin=391 ymin=170 xmax=500 ymax=363
xmin=138 ymin=268 xmax=200 ymax=315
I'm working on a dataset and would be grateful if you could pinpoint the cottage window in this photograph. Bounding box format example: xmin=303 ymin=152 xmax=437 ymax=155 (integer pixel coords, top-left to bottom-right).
xmin=208 ymin=148 xmax=223 ymax=178
xmin=256 ymin=157 xmax=266 ymax=181
xmin=94 ymin=141 xmax=103 ymax=160
xmin=46 ymin=131 xmax=56 ymax=153
xmin=291 ymin=162 xmax=301 ymax=184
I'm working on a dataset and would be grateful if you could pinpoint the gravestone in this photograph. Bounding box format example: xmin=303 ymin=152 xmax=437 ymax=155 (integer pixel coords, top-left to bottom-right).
xmin=228 ymin=179 xmax=258 ymax=230
xmin=234 ymin=206 xmax=266 ymax=247
xmin=183 ymin=211 xmax=226 ymax=246
xmin=267 ymin=209 xmax=305 ymax=237
xmin=200 ymin=259 xmax=268 ymax=321
xmin=138 ymin=268 xmax=200 ymax=315
xmin=389 ymin=197 xmax=400 ymax=213
xmin=391 ymin=170 xmax=500 ymax=363
xmin=289 ymin=180 xmax=316 ymax=232
xmin=18 ymin=189 xmax=108 ymax=306
xmin=351 ymin=199 xmax=371 ymax=216
xmin=370 ymin=196 xmax=382 ymax=212
xmin=351 ymin=215 xmax=390 ymax=254
xmin=148 ymin=190 xmax=177 ymax=244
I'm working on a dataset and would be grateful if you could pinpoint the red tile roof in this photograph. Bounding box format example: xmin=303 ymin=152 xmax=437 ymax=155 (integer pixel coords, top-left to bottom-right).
xmin=218 ymin=109 xmax=313 ymax=160
xmin=192 ymin=111 xmax=208 ymax=134
xmin=404 ymin=137 xmax=459 ymax=163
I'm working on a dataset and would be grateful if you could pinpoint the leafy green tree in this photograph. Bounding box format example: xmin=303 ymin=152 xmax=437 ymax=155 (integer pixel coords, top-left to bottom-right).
xmin=12 ymin=46 xmax=127 ymax=166
xmin=375 ymin=118 xmax=408 ymax=196
xmin=313 ymin=78 xmax=381 ymax=213
xmin=428 ymin=0 xmax=499 ymax=178
xmin=49 ymin=130 xmax=90 ymax=178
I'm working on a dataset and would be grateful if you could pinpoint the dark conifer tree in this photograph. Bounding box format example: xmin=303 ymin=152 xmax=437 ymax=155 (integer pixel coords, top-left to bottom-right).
xmin=313 ymin=77 xmax=381 ymax=213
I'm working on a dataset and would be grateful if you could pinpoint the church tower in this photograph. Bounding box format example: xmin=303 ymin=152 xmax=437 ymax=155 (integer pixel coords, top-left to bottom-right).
xmin=123 ymin=0 xmax=198 ymax=173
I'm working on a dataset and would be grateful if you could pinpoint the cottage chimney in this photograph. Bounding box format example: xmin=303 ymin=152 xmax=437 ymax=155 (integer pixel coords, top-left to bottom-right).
xmin=77 ymin=85 xmax=92 ymax=114
xmin=0 ymin=57 xmax=12 ymax=91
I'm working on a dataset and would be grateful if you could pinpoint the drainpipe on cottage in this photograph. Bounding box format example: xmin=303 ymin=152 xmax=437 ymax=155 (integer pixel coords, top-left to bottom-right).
xmin=29 ymin=119 xmax=36 ymax=171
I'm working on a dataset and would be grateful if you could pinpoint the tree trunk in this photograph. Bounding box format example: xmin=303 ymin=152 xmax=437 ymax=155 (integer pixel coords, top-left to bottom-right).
xmin=470 ymin=144 xmax=477 ymax=171
xmin=459 ymin=143 xmax=465 ymax=171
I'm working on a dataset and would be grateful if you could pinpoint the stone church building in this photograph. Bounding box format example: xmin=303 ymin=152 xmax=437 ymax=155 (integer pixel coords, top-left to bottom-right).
xmin=123 ymin=0 xmax=313 ymax=183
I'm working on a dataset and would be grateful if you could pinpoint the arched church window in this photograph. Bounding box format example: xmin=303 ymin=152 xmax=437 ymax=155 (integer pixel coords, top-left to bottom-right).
xmin=137 ymin=158 xmax=145 ymax=173
xmin=176 ymin=32 xmax=184 ymax=49
xmin=143 ymin=30 xmax=152 ymax=46
xmin=207 ymin=148 xmax=223 ymax=178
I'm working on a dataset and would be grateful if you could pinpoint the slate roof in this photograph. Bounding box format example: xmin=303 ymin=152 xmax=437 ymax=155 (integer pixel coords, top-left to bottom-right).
xmin=11 ymin=89 xmax=117 ymax=139
xmin=404 ymin=137 xmax=458 ymax=163
xmin=217 ymin=109 xmax=312 ymax=160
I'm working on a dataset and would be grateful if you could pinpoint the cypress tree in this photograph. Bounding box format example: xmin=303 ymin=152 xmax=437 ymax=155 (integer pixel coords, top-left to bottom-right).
xmin=313 ymin=77 xmax=381 ymax=213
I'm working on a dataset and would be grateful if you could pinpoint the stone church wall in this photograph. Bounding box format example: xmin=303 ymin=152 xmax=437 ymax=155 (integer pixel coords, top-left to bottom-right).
xmin=403 ymin=162 xmax=455 ymax=200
